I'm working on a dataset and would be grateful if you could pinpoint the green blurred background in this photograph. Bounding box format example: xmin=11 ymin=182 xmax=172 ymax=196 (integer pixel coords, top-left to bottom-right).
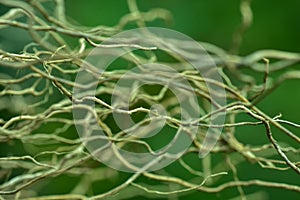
xmin=65 ymin=0 xmax=300 ymax=128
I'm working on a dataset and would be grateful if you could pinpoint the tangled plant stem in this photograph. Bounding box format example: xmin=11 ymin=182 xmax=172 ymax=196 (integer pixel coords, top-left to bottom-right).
xmin=0 ymin=0 xmax=299 ymax=199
